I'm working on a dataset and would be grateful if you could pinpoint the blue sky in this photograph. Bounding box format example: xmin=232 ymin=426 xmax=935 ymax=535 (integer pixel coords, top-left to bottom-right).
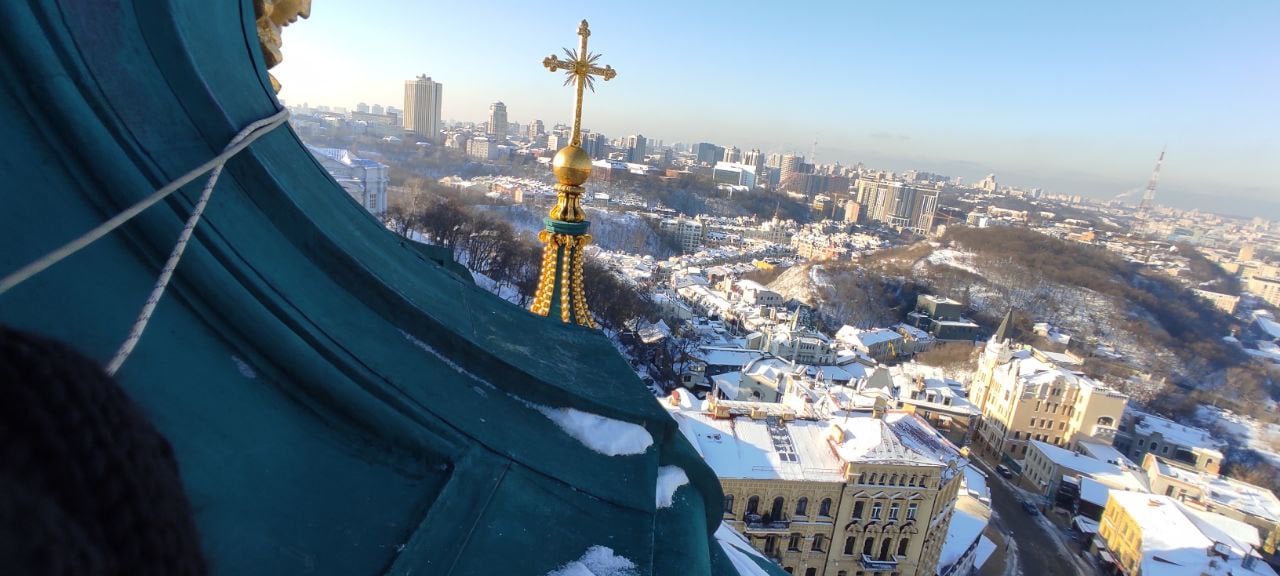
xmin=274 ymin=1 xmax=1279 ymax=214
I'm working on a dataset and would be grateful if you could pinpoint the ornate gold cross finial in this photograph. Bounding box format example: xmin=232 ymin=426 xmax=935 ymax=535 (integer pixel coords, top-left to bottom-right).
xmin=529 ymin=20 xmax=618 ymax=328
xmin=542 ymin=19 xmax=617 ymax=147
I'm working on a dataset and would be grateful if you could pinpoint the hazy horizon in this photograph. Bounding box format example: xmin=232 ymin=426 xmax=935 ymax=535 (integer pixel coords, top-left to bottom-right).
xmin=273 ymin=0 xmax=1279 ymax=218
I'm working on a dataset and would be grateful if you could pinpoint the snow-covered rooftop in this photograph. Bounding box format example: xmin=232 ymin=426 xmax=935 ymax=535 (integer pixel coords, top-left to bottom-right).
xmin=1128 ymin=409 xmax=1227 ymax=455
xmin=830 ymin=412 xmax=967 ymax=481
xmin=1030 ymin=441 xmax=1147 ymax=491
xmin=1149 ymin=457 xmax=1280 ymax=522
xmin=1080 ymin=476 xmax=1111 ymax=507
xmin=1104 ymin=492 xmax=1275 ymax=576
xmin=666 ymin=404 xmax=964 ymax=484
xmin=667 ymin=406 xmax=846 ymax=483
xmin=697 ymin=347 xmax=766 ymax=368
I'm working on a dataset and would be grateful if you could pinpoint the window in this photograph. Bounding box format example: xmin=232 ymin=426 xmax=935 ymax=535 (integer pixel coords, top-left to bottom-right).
xmin=1149 ymin=441 xmax=1158 ymax=451
xmin=1097 ymin=416 xmax=1115 ymax=427
xmin=805 ymin=569 xmax=817 ymax=576
xmin=844 ymin=536 xmax=856 ymax=555
xmin=888 ymin=503 xmax=900 ymax=521
xmin=747 ymin=496 xmax=760 ymax=515
xmin=788 ymin=533 xmax=803 ymax=551
xmin=889 ymin=474 xmax=898 ymax=486
xmin=897 ymin=537 xmax=910 ymax=557
xmin=863 ymin=537 xmax=875 ymax=555
xmin=852 ymin=500 xmax=865 ymax=520
xmin=784 ymin=569 xmax=793 ymax=575
xmin=811 ymin=534 xmax=825 ymax=552
xmin=724 ymin=494 xmax=734 ymax=514
xmin=868 ymin=473 xmax=877 ymax=485
xmin=879 ymin=538 xmax=893 ymax=560
xmin=795 ymin=497 xmax=808 ymax=517
xmin=771 ymin=497 xmax=785 ymax=519
xmin=1161 ymin=446 xmax=1169 ymax=454
xmin=908 ymin=474 xmax=917 ymax=486
xmin=765 ymin=535 xmax=779 ymax=556
xmin=871 ymin=502 xmax=882 ymax=520
xmin=819 ymin=498 xmax=832 ymax=517
xmin=907 ymin=503 xmax=918 ymax=520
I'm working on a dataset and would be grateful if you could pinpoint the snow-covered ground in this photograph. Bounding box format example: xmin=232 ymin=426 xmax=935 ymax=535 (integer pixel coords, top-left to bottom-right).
xmin=1198 ymin=406 xmax=1280 ymax=468
xmin=921 ymin=248 xmax=981 ymax=275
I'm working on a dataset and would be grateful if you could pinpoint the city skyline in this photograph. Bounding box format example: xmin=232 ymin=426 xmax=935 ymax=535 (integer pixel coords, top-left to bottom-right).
xmin=273 ymin=1 xmax=1279 ymax=217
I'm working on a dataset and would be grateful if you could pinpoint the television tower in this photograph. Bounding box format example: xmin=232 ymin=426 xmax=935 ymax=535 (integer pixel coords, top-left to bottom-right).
xmin=1138 ymin=147 xmax=1165 ymax=211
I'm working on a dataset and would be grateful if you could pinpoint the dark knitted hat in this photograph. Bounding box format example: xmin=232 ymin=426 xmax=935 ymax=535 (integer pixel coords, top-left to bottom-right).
xmin=0 ymin=326 xmax=207 ymax=575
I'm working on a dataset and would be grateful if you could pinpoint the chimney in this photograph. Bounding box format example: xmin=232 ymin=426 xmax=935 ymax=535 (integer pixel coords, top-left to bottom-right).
xmin=872 ymin=396 xmax=888 ymax=420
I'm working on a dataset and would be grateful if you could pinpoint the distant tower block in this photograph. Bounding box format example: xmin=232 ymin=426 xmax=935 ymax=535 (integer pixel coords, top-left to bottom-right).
xmin=1239 ymin=242 xmax=1256 ymax=262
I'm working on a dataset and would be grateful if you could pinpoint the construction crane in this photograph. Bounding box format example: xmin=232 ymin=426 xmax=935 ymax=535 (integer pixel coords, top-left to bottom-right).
xmin=1138 ymin=147 xmax=1165 ymax=211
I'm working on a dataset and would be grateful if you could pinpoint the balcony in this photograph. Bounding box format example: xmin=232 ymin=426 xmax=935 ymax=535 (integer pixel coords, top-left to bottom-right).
xmin=860 ymin=554 xmax=899 ymax=571
xmin=742 ymin=513 xmax=790 ymax=533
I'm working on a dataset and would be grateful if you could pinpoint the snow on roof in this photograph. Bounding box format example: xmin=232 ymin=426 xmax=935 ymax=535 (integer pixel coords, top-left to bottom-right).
xmin=890 ymin=364 xmax=981 ymax=416
xmin=1030 ymin=441 xmax=1146 ymax=491
xmin=1073 ymin=515 xmax=1100 ymax=534
xmin=963 ymin=465 xmax=990 ymax=501
xmin=698 ymin=347 xmax=765 ymax=368
xmin=1151 ymin=457 xmax=1280 ymax=522
xmin=711 ymin=372 xmax=742 ymax=399
xmin=832 ymin=413 xmax=967 ymax=481
xmin=1079 ymin=441 xmax=1136 ymax=467
xmin=714 ymin=524 xmax=775 ymax=576
xmin=1129 ymin=409 xmax=1227 ymax=454
xmin=1257 ymin=315 xmax=1280 ymax=340
xmin=938 ymin=502 xmax=989 ymax=570
xmin=1105 ymin=492 xmax=1274 ymax=576
xmin=546 ymin=545 xmax=638 ymax=576
xmin=973 ymin=536 xmax=997 ymax=573
xmin=667 ymin=408 xmax=846 ymax=483
xmin=534 ymin=405 xmax=654 ymax=457
xmin=1080 ymin=477 xmax=1111 ymax=506
xmin=838 ymin=327 xmax=903 ymax=349
xmin=654 ymin=466 xmax=689 ymax=509
xmin=894 ymin=323 xmax=932 ymax=340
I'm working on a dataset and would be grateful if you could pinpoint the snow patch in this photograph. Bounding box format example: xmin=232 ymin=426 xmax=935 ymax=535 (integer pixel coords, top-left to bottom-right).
xmin=924 ymin=248 xmax=980 ymax=275
xmin=403 ymin=330 xmax=652 ymax=457
xmin=715 ymin=524 xmax=773 ymax=576
xmin=231 ymin=355 xmax=256 ymax=379
xmin=534 ymin=405 xmax=654 ymax=456
xmin=547 ymin=545 xmax=638 ymax=576
xmin=400 ymin=330 xmax=496 ymax=390
xmin=654 ymin=465 xmax=689 ymax=508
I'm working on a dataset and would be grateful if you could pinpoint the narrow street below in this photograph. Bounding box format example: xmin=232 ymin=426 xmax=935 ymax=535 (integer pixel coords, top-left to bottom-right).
xmin=977 ymin=460 xmax=1096 ymax=576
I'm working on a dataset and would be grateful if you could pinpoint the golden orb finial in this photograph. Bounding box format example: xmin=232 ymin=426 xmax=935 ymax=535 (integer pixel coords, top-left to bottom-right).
xmin=552 ymin=145 xmax=592 ymax=186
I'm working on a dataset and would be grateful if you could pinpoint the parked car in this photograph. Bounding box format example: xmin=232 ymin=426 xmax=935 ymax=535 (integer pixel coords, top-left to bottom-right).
xmin=996 ymin=465 xmax=1013 ymax=478
xmin=1021 ymin=499 xmax=1039 ymax=515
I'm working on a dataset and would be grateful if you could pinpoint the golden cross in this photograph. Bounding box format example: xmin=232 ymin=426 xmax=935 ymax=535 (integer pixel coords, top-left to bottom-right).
xmin=542 ymin=20 xmax=617 ymax=147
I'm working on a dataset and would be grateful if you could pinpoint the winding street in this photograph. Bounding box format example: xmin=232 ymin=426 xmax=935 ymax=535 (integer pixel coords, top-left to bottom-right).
xmin=978 ymin=461 xmax=1096 ymax=576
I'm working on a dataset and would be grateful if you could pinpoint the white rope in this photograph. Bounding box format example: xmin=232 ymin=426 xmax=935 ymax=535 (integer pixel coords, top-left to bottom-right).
xmin=102 ymin=108 xmax=291 ymax=375
xmin=0 ymin=108 xmax=290 ymax=297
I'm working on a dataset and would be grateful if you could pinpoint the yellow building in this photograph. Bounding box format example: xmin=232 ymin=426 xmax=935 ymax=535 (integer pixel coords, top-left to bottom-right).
xmin=1248 ymin=275 xmax=1280 ymax=308
xmin=1097 ymin=491 xmax=1272 ymax=575
xmin=1141 ymin=454 xmax=1280 ymax=554
xmin=666 ymin=396 xmax=967 ymax=576
xmin=967 ymin=326 xmax=1128 ymax=463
